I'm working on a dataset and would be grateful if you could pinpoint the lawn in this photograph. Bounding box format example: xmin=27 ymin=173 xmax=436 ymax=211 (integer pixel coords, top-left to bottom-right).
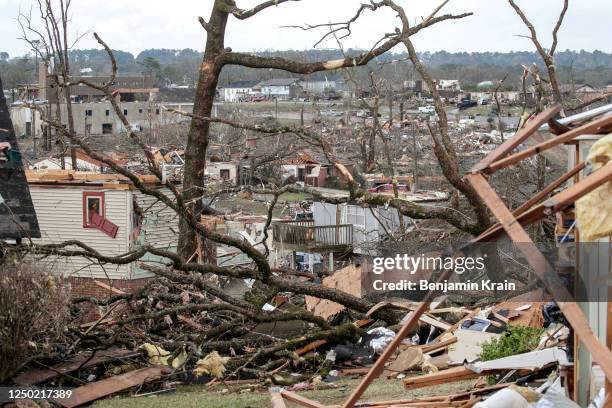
xmin=94 ymin=377 xmax=475 ymax=408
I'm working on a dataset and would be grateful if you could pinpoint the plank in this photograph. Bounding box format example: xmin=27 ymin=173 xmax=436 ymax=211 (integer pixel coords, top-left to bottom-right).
xmin=470 ymin=105 xmax=562 ymax=173
xmin=472 ymin=161 xmax=612 ymax=243
xmin=486 ymin=113 xmax=612 ymax=173
xmin=341 ymin=269 xmax=455 ymax=408
xmin=270 ymin=387 xmax=288 ymax=408
xmin=60 ymin=366 xmax=169 ymax=408
xmin=14 ymin=349 xmax=141 ymax=386
xmin=280 ymin=389 xmax=328 ymax=408
xmin=403 ymin=366 xmax=483 ymax=389
xmin=466 ymin=172 xmax=612 ymax=383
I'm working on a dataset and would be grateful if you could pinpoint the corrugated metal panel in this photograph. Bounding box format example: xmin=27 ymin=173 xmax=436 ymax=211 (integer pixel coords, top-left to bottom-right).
xmin=29 ymin=186 xmax=130 ymax=279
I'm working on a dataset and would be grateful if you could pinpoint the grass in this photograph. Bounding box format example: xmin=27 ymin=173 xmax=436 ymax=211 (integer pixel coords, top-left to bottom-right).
xmin=460 ymin=104 xmax=524 ymax=117
xmin=93 ymin=377 xmax=475 ymax=408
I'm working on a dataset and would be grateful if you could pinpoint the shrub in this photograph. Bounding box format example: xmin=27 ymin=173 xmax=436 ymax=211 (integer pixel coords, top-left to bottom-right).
xmin=0 ymin=257 xmax=70 ymax=382
xmin=479 ymin=325 xmax=544 ymax=362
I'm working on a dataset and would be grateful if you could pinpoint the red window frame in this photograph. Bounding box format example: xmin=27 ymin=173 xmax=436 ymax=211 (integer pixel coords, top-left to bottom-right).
xmin=83 ymin=192 xmax=105 ymax=228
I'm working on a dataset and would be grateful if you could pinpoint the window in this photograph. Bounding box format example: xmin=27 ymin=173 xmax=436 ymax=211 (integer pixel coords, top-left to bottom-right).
xmin=123 ymin=109 xmax=128 ymax=116
xmin=155 ymin=108 xmax=160 ymax=115
xmin=85 ymin=109 xmax=93 ymax=117
xmin=102 ymin=123 xmax=113 ymax=134
xmin=82 ymin=191 xmax=119 ymax=238
xmin=220 ymin=169 xmax=230 ymax=180
xmin=139 ymin=108 xmax=143 ymax=114
xmin=83 ymin=192 xmax=105 ymax=227
xmin=344 ymin=205 xmax=365 ymax=227
xmin=105 ymin=109 xmax=110 ymax=116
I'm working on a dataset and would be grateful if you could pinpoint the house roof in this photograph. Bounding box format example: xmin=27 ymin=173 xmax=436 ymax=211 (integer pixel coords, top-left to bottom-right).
xmin=559 ymin=83 xmax=596 ymax=93
xmin=0 ymin=75 xmax=41 ymax=239
xmin=224 ymin=80 xmax=261 ymax=89
xmin=26 ymin=169 xmax=167 ymax=189
xmin=259 ymin=78 xmax=301 ymax=87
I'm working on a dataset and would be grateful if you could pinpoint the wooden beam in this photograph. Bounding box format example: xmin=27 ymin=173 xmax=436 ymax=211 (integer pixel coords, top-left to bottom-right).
xmin=486 ymin=114 xmax=612 ymax=173
xmin=472 ymin=161 xmax=612 ymax=243
xmin=470 ymin=105 xmax=562 ymax=173
xmin=466 ymin=173 xmax=612 ymax=383
xmin=475 ymin=161 xmax=585 ymax=241
xmin=280 ymin=389 xmax=328 ymax=408
xmin=270 ymin=388 xmax=288 ymax=408
xmin=341 ymin=268 xmax=454 ymax=408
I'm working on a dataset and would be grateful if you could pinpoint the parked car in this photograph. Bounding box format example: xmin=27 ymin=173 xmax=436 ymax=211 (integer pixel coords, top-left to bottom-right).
xmin=355 ymin=109 xmax=372 ymax=118
xmin=458 ymin=99 xmax=477 ymax=110
xmin=368 ymin=184 xmax=410 ymax=194
xmin=322 ymin=109 xmax=344 ymax=117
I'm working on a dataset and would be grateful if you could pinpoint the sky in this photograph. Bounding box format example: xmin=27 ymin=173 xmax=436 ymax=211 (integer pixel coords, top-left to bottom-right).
xmin=0 ymin=0 xmax=610 ymax=58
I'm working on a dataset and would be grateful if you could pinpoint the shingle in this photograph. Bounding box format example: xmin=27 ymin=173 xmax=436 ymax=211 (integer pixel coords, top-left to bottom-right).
xmin=0 ymin=75 xmax=41 ymax=239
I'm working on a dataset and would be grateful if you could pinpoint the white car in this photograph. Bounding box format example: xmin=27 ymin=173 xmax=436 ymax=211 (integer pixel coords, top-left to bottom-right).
xmin=418 ymin=105 xmax=436 ymax=115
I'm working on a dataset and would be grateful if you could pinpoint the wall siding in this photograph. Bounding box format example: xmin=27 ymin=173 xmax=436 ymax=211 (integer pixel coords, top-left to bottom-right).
xmin=131 ymin=189 xmax=180 ymax=279
xmin=30 ymin=186 xmax=130 ymax=279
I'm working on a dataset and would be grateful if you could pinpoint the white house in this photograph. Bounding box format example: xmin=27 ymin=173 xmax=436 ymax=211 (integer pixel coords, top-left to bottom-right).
xmin=259 ymin=78 xmax=302 ymax=100
xmin=206 ymin=161 xmax=238 ymax=183
xmin=26 ymin=170 xmax=179 ymax=294
xmin=221 ymin=80 xmax=260 ymax=102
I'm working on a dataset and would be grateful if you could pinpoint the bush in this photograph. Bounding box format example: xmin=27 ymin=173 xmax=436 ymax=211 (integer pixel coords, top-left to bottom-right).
xmin=0 ymin=257 xmax=70 ymax=382
xmin=479 ymin=325 xmax=544 ymax=362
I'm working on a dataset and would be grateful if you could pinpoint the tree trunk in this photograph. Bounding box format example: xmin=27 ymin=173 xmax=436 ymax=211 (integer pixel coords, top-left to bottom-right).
xmin=178 ymin=2 xmax=228 ymax=260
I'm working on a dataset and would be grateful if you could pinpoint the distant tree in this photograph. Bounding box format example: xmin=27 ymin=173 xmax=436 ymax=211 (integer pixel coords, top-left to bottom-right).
xmin=139 ymin=56 xmax=163 ymax=83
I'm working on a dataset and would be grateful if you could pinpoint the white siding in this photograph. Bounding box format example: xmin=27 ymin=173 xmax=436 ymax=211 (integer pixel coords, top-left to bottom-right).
xmin=131 ymin=189 xmax=180 ymax=279
xmin=30 ymin=186 xmax=130 ymax=279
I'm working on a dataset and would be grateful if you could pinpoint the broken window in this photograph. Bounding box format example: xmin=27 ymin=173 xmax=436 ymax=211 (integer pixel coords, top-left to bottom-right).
xmin=220 ymin=169 xmax=230 ymax=180
xmin=139 ymin=108 xmax=143 ymax=114
xmin=344 ymin=205 xmax=366 ymax=227
xmin=123 ymin=109 xmax=128 ymax=116
xmin=102 ymin=123 xmax=113 ymax=134
xmin=82 ymin=191 xmax=118 ymax=238
xmin=155 ymin=108 xmax=160 ymax=115
xmin=83 ymin=192 xmax=105 ymax=227
xmin=105 ymin=109 xmax=110 ymax=116
xmin=85 ymin=109 xmax=93 ymax=117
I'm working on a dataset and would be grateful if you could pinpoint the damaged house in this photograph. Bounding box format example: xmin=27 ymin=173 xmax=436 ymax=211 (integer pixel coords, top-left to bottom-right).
xmin=26 ymin=170 xmax=178 ymax=296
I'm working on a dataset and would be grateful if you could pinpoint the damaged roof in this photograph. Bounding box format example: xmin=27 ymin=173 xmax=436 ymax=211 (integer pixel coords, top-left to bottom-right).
xmin=0 ymin=75 xmax=41 ymax=239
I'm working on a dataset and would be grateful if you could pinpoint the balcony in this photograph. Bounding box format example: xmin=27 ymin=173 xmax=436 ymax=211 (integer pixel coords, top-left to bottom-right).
xmin=272 ymin=220 xmax=353 ymax=252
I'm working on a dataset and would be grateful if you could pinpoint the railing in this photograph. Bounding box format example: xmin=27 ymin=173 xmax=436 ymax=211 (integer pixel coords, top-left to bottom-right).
xmin=272 ymin=220 xmax=353 ymax=250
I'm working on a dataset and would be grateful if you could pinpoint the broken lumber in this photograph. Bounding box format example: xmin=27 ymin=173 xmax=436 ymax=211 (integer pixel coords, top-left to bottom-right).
xmin=14 ymin=349 xmax=142 ymax=386
xmin=60 ymin=366 xmax=170 ymax=408
xmin=403 ymin=366 xmax=488 ymax=389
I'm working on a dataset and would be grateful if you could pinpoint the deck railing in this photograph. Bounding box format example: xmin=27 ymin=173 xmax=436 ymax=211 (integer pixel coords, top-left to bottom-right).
xmin=272 ymin=220 xmax=353 ymax=250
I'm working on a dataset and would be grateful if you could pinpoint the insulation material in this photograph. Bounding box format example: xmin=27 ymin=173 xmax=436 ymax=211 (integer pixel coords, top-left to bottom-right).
xmin=140 ymin=343 xmax=172 ymax=366
xmin=140 ymin=343 xmax=187 ymax=369
xmin=194 ymin=351 xmax=229 ymax=378
xmin=576 ymin=134 xmax=612 ymax=242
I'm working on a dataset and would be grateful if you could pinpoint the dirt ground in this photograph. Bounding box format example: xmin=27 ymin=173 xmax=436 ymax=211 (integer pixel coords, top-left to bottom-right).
xmin=93 ymin=377 xmax=475 ymax=408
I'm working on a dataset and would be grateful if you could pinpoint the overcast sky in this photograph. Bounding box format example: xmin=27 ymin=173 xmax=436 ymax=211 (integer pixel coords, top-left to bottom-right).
xmin=1 ymin=0 xmax=610 ymax=58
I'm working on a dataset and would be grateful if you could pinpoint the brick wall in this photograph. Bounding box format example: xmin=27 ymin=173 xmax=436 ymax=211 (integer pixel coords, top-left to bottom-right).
xmin=68 ymin=276 xmax=153 ymax=298
xmin=69 ymin=276 xmax=152 ymax=322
